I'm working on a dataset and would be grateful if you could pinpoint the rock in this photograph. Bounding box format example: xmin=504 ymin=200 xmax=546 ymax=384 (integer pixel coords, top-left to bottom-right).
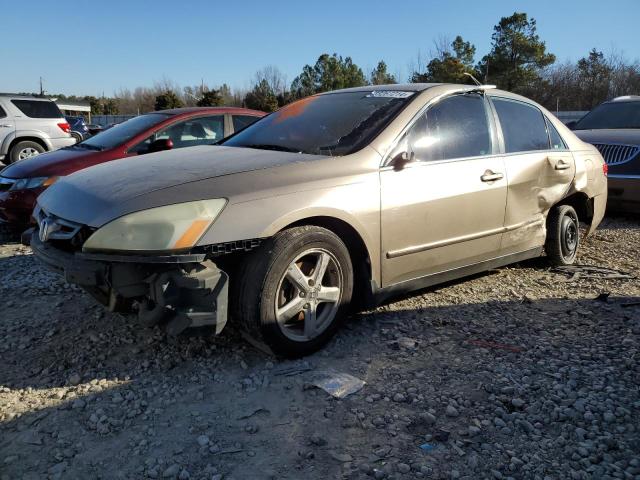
xmin=397 ymin=463 xmax=411 ymax=474
xmin=72 ymin=399 xmax=86 ymax=409
xmin=309 ymin=434 xmax=327 ymax=446
xmin=197 ymin=435 xmax=210 ymax=447
xmin=178 ymin=469 xmax=190 ymax=480
xmin=446 ymin=405 xmax=459 ymax=417
xmin=511 ymin=398 xmax=525 ymax=408
xmin=68 ymin=373 xmax=81 ymax=385
xmin=329 ymin=451 xmax=353 ymax=462
xmin=393 ymin=393 xmax=406 ymax=403
xmin=163 ymin=464 xmax=180 ymax=478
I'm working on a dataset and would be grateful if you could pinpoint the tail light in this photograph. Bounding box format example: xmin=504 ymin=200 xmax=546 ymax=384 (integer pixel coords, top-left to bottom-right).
xmin=603 ymin=163 xmax=608 ymax=176
xmin=57 ymin=122 xmax=71 ymax=133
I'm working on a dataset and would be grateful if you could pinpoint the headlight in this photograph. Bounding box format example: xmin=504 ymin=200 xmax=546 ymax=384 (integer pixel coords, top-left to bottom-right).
xmin=82 ymin=199 xmax=226 ymax=253
xmin=10 ymin=176 xmax=59 ymax=191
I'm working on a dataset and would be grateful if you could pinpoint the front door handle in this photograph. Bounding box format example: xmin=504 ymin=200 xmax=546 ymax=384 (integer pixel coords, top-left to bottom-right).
xmin=481 ymin=170 xmax=504 ymax=182
xmin=0 ymin=124 xmax=13 ymax=128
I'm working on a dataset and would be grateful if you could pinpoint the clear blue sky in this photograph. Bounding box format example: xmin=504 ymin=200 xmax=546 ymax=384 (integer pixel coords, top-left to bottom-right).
xmin=2 ymin=0 xmax=639 ymax=96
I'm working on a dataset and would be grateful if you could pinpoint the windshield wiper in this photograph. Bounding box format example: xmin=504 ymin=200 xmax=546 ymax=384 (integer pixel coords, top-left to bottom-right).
xmin=241 ymin=143 xmax=301 ymax=153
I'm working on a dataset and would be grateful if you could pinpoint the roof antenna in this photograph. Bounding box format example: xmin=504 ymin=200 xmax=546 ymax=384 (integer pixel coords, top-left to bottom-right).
xmin=463 ymin=72 xmax=483 ymax=86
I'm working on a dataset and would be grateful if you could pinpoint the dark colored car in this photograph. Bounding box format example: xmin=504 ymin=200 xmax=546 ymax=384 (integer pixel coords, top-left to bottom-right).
xmin=570 ymin=96 xmax=640 ymax=212
xmin=87 ymin=124 xmax=104 ymax=136
xmin=0 ymin=107 xmax=265 ymax=231
xmin=65 ymin=116 xmax=90 ymax=143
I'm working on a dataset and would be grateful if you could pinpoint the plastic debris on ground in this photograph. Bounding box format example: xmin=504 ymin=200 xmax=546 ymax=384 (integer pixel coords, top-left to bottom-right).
xmin=310 ymin=371 xmax=365 ymax=399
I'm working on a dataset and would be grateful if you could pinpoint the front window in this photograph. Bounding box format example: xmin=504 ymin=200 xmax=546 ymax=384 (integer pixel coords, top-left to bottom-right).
xmin=574 ymin=101 xmax=640 ymax=130
xmin=393 ymin=93 xmax=492 ymax=162
xmin=131 ymin=115 xmax=224 ymax=154
xmin=79 ymin=113 xmax=170 ymax=151
xmin=222 ymin=91 xmax=416 ymax=156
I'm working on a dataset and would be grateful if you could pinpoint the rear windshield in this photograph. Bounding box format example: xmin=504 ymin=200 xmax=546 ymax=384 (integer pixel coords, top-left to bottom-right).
xmin=80 ymin=113 xmax=171 ymax=150
xmin=11 ymin=99 xmax=63 ymax=118
xmin=575 ymin=101 xmax=640 ymax=129
xmin=222 ymin=91 xmax=416 ymax=156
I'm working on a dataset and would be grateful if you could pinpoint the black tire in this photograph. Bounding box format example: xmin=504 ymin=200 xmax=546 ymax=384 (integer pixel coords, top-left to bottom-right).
xmin=70 ymin=132 xmax=82 ymax=144
xmin=232 ymin=225 xmax=354 ymax=357
xmin=9 ymin=141 xmax=45 ymax=163
xmin=545 ymin=204 xmax=580 ymax=266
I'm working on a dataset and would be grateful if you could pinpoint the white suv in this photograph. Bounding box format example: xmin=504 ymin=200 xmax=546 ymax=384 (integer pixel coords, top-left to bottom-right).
xmin=0 ymin=94 xmax=75 ymax=165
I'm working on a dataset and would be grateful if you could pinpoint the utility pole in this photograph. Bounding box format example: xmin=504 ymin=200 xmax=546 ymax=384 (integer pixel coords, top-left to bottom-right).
xmin=39 ymin=77 xmax=44 ymax=96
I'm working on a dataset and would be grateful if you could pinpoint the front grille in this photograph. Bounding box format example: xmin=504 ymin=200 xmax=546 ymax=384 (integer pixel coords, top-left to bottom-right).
xmin=593 ymin=143 xmax=639 ymax=166
xmin=33 ymin=205 xmax=92 ymax=252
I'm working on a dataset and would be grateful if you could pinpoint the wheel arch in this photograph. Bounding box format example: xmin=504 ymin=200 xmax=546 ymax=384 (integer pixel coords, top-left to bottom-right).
xmin=555 ymin=191 xmax=593 ymax=224
xmin=8 ymin=136 xmax=49 ymax=155
xmin=280 ymin=215 xmax=376 ymax=310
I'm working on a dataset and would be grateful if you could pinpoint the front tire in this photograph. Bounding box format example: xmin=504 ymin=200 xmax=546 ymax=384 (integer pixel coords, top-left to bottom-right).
xmin=233 ymin=226 xmax=353 ymax=357
xmin=545 ymin=204 xmax=579 ymax=266
xmin=9 ymin=141 xmax=45 ymax=163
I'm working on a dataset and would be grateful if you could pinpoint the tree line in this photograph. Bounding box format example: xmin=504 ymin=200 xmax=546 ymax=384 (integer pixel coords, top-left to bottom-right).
xmin=50 ymin=12 xmax=640 ymax=116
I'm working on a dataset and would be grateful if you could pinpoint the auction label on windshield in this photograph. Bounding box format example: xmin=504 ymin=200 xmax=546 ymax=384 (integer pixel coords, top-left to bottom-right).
xmin=366 ymin=91 xmax=415 ymax=98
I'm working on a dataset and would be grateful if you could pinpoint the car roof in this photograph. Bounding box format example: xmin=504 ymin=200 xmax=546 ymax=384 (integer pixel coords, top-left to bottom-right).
xmin=158 ymin=106 xmax=265 ymax=116
xmin=0 ymin=93 xmax=54 ymax=102
xmin=320 ymin=83 xmax=443 ymax=94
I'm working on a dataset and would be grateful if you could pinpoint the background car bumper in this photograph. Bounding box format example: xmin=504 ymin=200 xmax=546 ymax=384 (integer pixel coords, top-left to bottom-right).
xmin=49 ymin=137 xmax=76 ymax=151
xmin=608 ymin=175 xmax=640 ymax=213
xmin=0 ymin=188 xmax=41 ymax=226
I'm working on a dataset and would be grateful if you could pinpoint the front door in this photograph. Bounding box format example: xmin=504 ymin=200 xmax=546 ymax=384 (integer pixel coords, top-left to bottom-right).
xmin=489 ymin=97 xmax=576 ymax=255
xmin=380 ymin=93 xmax=507 ymax=287
xmin=0 ymin=103 xmax=15 ymax=162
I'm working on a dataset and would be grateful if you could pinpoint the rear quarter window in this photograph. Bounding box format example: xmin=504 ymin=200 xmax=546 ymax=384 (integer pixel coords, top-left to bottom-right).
xmin=11 ymin=99 xmax=63 ymax=118
xmin=0 ymin=105 xmax=6 ymax=118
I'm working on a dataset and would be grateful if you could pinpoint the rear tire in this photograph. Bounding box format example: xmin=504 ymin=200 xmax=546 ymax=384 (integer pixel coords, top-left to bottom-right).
xmin=70 ymin=132 xmax=82 ymax=144
xmin=9 ymin=141 xmax=45 ymax=163
xmin=232 ymin=226 xmax=353 ymax=357
xmin=545 ymin=204 xmax=579 ymax=266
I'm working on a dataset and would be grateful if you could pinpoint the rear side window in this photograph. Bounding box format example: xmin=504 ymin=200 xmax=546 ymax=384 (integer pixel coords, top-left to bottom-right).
xmin=493 ymin=98 xmax=549 ymax=153
xmin=400 ymin=93 xmax=492 ymax=162
xmin=232 ymin=115 xmax=260 ymax=132
xmin=0 ymin=105 xmax=6 ymax=118
xmin=11 ymin=100 xmax=63 ymax=118
xmin=546 ymin=118 xmax=567 ymax=150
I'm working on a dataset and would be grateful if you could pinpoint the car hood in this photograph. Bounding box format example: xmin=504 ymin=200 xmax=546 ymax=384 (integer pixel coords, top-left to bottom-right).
xmin=0 ymin=146 xmax=99 ymax=179
xmin=573 ymin=129 xmax=640 ymax=146
xmin=38 ymin=145 xmax=329 ymax=227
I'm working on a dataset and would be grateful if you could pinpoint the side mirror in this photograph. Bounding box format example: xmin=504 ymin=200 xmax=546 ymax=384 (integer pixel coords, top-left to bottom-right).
xmin=565 ymin=121 xmax=577 ymax=130
xmin=389 ymin=151 xmax=414 ymax=171
xmin=148 ymin=138 xmax=173 ymax=153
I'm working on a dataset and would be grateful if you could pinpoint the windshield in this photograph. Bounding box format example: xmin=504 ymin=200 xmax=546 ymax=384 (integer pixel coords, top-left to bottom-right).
xmin=222 ymin=91 xmax=416 ymax=156
xmin=575 ymin=101 xmax=640 ymax=130
xmin=80 ymin=113 xmax=170 ymax=150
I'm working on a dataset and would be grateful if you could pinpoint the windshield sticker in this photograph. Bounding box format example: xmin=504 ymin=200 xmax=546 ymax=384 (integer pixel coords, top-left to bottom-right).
xmin=366 ymin=91 xmax=415 ymax=99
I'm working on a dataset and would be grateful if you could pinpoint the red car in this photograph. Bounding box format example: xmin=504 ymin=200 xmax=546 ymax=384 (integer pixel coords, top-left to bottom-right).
xmin=0 ymin=107 xmax=265 ymax=232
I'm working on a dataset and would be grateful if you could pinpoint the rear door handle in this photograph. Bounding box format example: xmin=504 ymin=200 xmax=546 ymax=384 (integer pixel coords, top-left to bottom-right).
xmin=481 ymin=170 xmax=504 ymax=182
xmin=554 ymin=160 xmax=571 ymax=171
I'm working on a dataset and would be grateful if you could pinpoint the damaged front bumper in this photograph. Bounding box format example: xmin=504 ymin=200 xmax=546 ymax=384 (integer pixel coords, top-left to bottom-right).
xmin=30 ymin=231 xmax=229 ymax=335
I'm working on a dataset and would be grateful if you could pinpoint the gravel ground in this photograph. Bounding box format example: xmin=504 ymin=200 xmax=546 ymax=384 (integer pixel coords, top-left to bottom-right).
xmin=1 ymin=215 xmax=639 ymax=480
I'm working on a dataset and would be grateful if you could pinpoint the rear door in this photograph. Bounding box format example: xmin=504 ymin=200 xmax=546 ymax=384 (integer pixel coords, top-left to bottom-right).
xmin=380 ymin=93 xmax=507 ymax=286
xmin=489 ymin=96 xmax=576 ymax=255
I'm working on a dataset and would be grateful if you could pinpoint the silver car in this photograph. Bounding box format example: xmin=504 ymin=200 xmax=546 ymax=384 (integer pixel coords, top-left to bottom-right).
xmin=31 ymin=83 xmax=607 ymax=357
xmin=0 ymin=94 xmax=75 ymax=164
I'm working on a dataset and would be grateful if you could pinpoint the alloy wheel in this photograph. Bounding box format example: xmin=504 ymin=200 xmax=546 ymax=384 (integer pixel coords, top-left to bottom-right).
xmin=274 ymin=248 xmax=342 ymax=342
xmin=18 ymin=147 xmax=40 ymax=161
